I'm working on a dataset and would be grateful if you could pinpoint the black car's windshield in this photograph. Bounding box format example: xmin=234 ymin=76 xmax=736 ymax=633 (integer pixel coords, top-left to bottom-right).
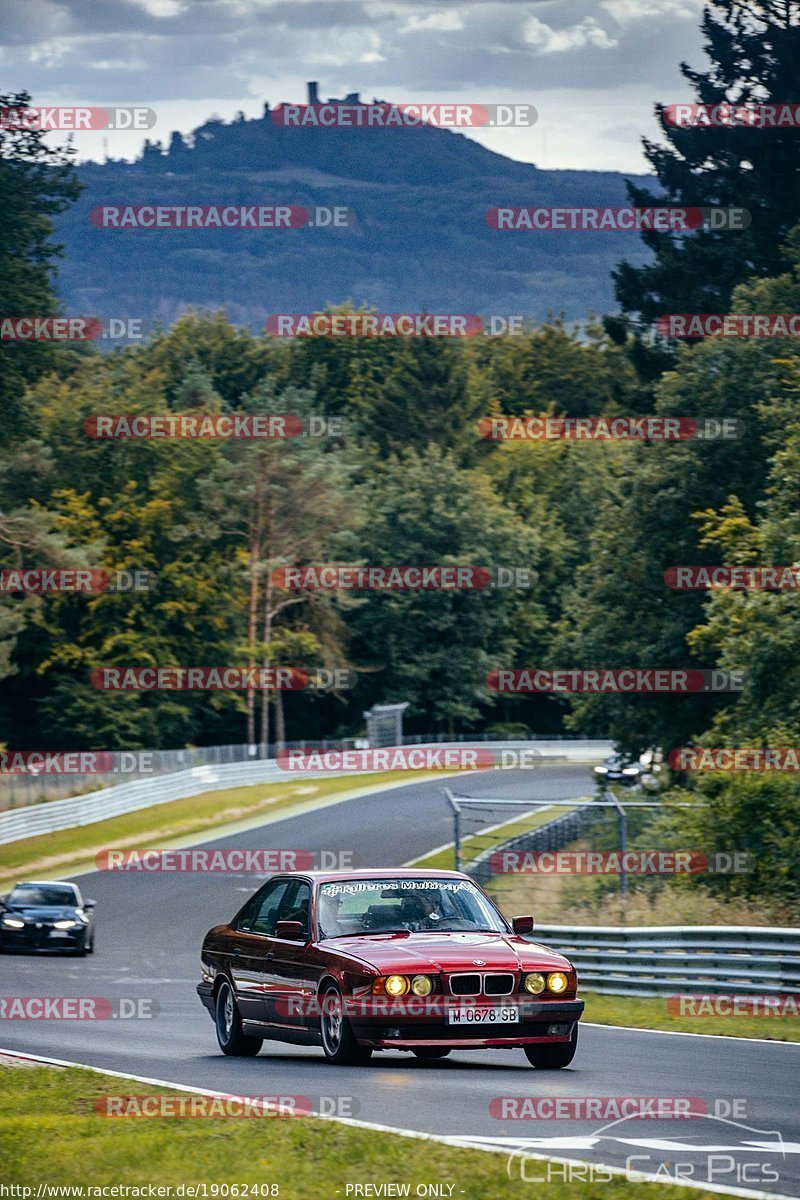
xmin=8 ymin=885 xmax=77 ymax=907
xmin=317 ymin=878 xmax=507 ymax=939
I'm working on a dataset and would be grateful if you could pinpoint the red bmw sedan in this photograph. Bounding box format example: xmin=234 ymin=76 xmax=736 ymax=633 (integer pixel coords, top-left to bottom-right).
xmin=197 ymin=868 xmax=583 ymax=1067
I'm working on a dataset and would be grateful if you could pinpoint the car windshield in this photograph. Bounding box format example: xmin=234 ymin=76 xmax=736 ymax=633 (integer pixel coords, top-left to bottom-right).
xmin=8 ymin=884 xmax=77 ymax=907
xmin=316 ymin=878 xmax=508 ymax=939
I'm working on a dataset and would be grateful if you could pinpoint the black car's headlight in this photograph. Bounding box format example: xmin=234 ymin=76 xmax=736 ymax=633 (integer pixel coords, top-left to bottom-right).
xmin=1 ymin=917 xmax=25 ymax=929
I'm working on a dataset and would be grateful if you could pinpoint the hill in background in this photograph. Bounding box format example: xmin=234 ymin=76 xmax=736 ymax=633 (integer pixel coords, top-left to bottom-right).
xmin=55 ymin=84 xmax=653 ymax=326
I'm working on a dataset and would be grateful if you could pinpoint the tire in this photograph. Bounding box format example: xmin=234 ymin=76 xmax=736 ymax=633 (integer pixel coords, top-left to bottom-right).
xmin=319 ymin=984 xmax=372 ymax=1065
xmin=524 ymin=1024 xmax=578 ymax=1069
xmin=215 ymin=980 xmax=262 ymax=1056
xmin=86 ymin=931 xmax=95 ymax=954
xmin=412 ymin=1048 xmax=451 ymax=1060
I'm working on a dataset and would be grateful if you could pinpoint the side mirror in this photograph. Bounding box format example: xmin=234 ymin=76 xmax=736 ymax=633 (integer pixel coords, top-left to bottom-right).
xmin=275 ymin=919 xmax=305 ymax=941
xmin=512 ymin=915 xmax=534 ymax=936
xmin=83 ymin=899 xmax=96 ymax=909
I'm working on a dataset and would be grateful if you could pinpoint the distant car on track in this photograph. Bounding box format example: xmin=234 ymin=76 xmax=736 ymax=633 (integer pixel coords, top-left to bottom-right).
xmin=594 ymin=753 xmax=644 ymax=786
xmin=197 ymin=868 xmax=583 ymax=1067
xmin=0 ymin=879 xmax=96 ymax=955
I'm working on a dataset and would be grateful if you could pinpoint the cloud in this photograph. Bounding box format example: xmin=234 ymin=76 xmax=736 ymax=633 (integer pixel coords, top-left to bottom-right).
xmin=522 ymin=14 xmax=617 ymax=53
xmin=1 ymin=0 xmax=708 ymax=171
xmin=601 ymin=0 xmax=701 ymax=22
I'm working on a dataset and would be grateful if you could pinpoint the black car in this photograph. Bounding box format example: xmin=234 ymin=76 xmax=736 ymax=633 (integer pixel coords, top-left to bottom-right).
xmin=0 ymin=880 xmax=96 ymax=955
xmin=594 ymin=753 xmax=644 ymax=787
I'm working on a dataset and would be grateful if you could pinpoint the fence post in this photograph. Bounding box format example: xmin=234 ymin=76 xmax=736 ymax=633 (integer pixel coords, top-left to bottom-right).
xmin=443 ymin=788 xmax=461 ymax=871
xmin=605 ymin=789 xmax=628 ymax=898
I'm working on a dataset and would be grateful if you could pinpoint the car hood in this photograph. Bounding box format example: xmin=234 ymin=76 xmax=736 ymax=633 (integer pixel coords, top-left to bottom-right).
xmin=4 ymin=905 xmax=79 ymax=920
xmin=321 ymin=930 xmax=571 ymax=972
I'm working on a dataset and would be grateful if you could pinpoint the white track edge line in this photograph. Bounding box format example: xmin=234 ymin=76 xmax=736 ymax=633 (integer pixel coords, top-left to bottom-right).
xmin=583 ymin=1021 xmax=800 ymax=1045
xmin=0 ymin=1046 xmax=795 ymax=1200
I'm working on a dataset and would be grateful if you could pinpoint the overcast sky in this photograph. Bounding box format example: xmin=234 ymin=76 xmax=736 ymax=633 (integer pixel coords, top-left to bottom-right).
xmin=3 ymin=0 xmax=709 ymax=172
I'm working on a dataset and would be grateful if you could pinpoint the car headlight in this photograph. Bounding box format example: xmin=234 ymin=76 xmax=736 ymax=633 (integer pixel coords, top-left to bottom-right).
xmin=547 ymin=971 xmax=569 ymax=994
xmin=384 ymin=975 xmax=409 ymax=997
xmin=54 ymin=919 xmax=78 ymax=930
xmin=622 ymin=766 xmax=640 ymax=776
xmin=2 ymin=917 xmax=25 ymax=929
xmin=523 ymin=972 xmax=546 ymax=994
xmin=410 ymin=975 xmax=433 ymax=997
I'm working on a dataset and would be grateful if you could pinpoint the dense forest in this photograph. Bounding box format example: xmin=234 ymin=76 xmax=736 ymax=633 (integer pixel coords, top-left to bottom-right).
xmin=2 ymin=0 xmax=800 ymax=912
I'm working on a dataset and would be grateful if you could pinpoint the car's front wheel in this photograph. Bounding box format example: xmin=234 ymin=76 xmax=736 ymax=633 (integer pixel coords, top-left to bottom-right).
xmin=215 ymin=980 xmax=262 ymax=1056
xmin=319 ymin=984 xmax=372 ymax=1065
xmin=524 ymin=1025 xmax=578 ymax=1069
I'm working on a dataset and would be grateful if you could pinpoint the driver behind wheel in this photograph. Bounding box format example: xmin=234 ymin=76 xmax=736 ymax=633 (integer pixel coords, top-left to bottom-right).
xmin=399 ymin=888 xmax=442 ymax=927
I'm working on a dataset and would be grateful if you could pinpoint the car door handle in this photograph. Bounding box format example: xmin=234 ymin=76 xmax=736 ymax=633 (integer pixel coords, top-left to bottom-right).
xmin=265 ymin=951 xmax=274 ymax=960
xmin=233 ymin=947 xmax=242 ymax=956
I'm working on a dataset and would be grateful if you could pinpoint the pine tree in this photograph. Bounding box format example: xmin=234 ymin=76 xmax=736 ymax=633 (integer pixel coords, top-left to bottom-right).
xmin=615 ymin=0 xmax=800 ymax=324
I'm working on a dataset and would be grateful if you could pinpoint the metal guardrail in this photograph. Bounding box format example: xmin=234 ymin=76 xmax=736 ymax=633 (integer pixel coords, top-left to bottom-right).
xmin=0 ymin=740 xmax=609 ymax=846
xmin=0 ymin=734 xmax=610 ymax=809
xmin=461 ymin=804 xmax=798 ymax=997
xmin=531 ymin=924 xmax=800 ymax=997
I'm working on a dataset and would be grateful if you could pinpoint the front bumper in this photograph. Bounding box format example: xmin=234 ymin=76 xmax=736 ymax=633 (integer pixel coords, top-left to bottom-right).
xmin=348 ymin=997 xmax=584 ymax=1050
xmin=197 ymin=981 xmax=215 ymax=1016
xmin=0 ymin=924 xmax=87 ymax=952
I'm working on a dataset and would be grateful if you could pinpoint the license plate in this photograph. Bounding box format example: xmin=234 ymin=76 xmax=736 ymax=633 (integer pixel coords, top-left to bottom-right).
xmin=48 ymin=931 xmax=71 ymax=938
xmin=447 ymin=1005 xmax=519 ymax=1025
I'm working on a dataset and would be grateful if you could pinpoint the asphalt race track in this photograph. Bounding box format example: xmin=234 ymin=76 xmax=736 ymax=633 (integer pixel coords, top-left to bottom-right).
xmin=2 ymin=764 xmax=799 ymax=1197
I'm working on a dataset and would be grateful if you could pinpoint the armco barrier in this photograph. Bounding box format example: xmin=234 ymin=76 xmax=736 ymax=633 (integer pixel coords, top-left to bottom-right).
xmin=0 ymin=740 xmax=610 ymax=846
xmin=531 ymin=924 xmax=800 ymax=997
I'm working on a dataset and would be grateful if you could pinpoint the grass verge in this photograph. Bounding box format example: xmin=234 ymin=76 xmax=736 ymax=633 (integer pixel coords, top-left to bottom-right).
xmin=0 ymin=770 xmax=448 ymax=889
xmin=0 ymin=1062 xmax=715 ymax=1200
xmin=409 ymin=801 xmax=581 ymax=872
xmin=582 ymin=990 xmax=800 ymax=1042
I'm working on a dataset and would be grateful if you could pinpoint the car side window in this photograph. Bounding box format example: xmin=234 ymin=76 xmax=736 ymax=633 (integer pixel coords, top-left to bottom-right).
xmin=276 ymin=880 xmax=311 ymax=937
xmin=237 ymin=879 xmax=289 ymax=934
